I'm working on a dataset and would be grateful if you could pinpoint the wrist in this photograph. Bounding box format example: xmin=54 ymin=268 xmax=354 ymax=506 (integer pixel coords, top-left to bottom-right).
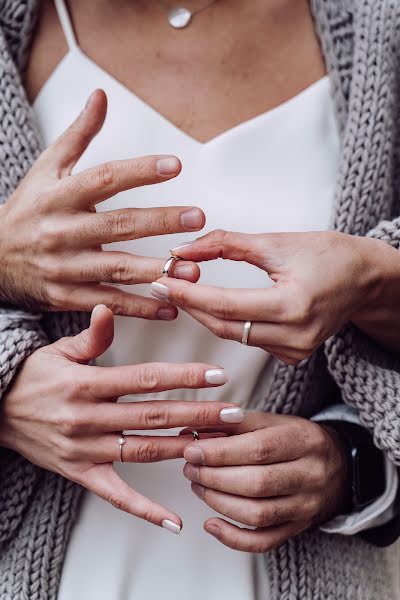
xmin=351 ymin=236 xmax=399 ymax=326
xmin=319 ymin=424 xmax=352 ymax=519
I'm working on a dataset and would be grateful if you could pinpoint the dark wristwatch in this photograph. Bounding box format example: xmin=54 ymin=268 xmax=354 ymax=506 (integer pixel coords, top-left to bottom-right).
xmin=319 ymin=420 xmax=386 ymax=511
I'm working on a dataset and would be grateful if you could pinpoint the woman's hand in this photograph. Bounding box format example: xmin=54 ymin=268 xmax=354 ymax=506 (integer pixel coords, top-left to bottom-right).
xmin=181 ymin=412 xmax=349 ymax=552
xmin=0 ymin=89 xmax=204 ymax=318
xmin=0 ymin=304 xmax=244 ymax=533
xmin=151 ymin=229 xmax=391 ymax=363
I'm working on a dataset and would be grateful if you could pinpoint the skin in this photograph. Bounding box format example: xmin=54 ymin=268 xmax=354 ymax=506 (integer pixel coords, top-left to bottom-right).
xmin=152 ymin=229 xmax=400 ymax=361
xmin=180 ymin=413 xmax=349 ymax=553
xmin=0 ymin=304 xmax=238 ymax=529
xmin=0 ymin=0 xmax=378 ymax=549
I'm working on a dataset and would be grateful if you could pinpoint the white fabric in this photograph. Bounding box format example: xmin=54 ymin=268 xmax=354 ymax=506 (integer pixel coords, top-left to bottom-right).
xmin=31 ymin=1 xmax=391 ymax=598
xmin=313 ymin=405 xmax=399 ymax=534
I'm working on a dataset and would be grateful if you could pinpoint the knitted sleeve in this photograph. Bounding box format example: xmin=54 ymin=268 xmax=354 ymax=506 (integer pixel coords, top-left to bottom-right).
xmin=325 ymin=218 xmax=400 ymax=465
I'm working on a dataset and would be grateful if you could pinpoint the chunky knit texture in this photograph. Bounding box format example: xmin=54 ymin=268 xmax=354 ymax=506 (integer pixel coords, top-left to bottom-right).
xmin=0 ymin=0 xmax=400 ymax=598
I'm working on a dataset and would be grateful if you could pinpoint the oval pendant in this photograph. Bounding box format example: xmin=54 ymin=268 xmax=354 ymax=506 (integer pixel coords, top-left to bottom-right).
xmin=168 ymin=7 xmax=192 ymax=29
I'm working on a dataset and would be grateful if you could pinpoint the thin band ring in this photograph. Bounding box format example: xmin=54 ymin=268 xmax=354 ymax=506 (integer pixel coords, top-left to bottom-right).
xmin=117 ymin=434 xmax=126 ymax=462
xmin=241 ymin=321 xmax=252 ymax=345
xmin=192 ymin=430 xmax=200 ymax=441
xmin=162 ymin=256 xmax=181 ymax=277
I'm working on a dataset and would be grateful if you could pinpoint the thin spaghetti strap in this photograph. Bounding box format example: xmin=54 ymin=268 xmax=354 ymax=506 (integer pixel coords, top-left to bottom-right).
xmin=54 ymin=0 xmax=79 ymax=51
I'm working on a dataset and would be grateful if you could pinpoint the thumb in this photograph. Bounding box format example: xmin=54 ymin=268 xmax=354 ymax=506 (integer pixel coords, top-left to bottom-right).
xmin=55 ymin=304 xmax=114 ymax=363
xmin=38 ymin=89 xmax=107 ymax=178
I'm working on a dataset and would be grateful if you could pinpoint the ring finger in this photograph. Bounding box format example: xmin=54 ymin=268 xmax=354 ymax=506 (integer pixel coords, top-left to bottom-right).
xmin=183 ymin=305 xmax=293 ymax=347
xmin=64 ymin=252 xmax=200 ymax=285
xmin=77 ymin=432 xmax=224 ymax=463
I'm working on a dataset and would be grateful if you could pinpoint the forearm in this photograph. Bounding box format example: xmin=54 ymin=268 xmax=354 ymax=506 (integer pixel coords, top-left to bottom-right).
xmin=351 ymin=237 xmax=400 ymax=354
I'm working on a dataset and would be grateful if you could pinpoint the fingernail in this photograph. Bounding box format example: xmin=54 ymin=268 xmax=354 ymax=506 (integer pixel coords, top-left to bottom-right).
xmin=205 ymin=368 xmax=228 ymax=385
xmin=220 ymin=407 xmax=244 ymax=423
xmin=157 ymin=156 xmax=180 ymax=175
xmin=191 ymin=483 xmax=205 ymax=499
xmin=170 ymin=240 xmax=196 ymax=257
xmin=157 ymin=307 xmax=176 ymax=320
xmin=185 ymin=446 xmax=205 ymax=465
xmin=173 ymin=263 xmax=195 ymax=280
xmin=184 ymin=463 xmax=200 ymax=483
xmin=161 ymin=519 xmax=181 ymax=535
xmin=151 ymin=282 xmax=169 ymax=300
xmin=91 ymin=304 xmax=105 ymax=321
xmin=180 ymin=208 xmax=204 ymax=230
xmin=205 ymin=523 xmax=221 ymax=539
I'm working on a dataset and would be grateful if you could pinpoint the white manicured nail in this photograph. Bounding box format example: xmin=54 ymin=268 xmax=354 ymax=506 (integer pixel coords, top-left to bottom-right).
xmin=220 ymin=407 xmax=245 ymax=423
xmin=170 ymin=240 xmax=196 ymax=256
xmin=151 ymin=282 xmax=169 ymax=300
xmin=205 ymin=368 xmax=228 ymax=385
xmin=162 ymin=519 xmax=181 ymax=535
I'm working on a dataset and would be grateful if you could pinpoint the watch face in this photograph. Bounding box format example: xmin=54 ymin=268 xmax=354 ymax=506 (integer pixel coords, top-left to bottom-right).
xmin=353 ymin=446 xmax=385 ymax=509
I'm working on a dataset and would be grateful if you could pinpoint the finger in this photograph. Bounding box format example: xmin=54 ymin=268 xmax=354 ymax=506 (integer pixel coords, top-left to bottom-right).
xmin=60 ymin=155 xmax=185 ymax=208
xmin=79 ymin=433 xmax=225 ymax=463
xmin=63 ymin=252 xmax=200 ymax=285
xmin=180 ymin=305 xmax=292 ymax=346
xmin=191 ymin=484 xmax=302 ymax=528
xmin=183 ymin=426 xmax=305 ymax=466
xmin=203 ymin=517 xmax=308 ymax=553
xmin=56 ymin=304 xmax=114 ymax=362
xmin=53 ymin=284 xmax=178 ymax=319
xmin=80 ymin=463 xmax=182 ymax=532
xmin=170 ymin=229 xmax=267 ymax=269
xmin=71 ymin=400 xmax=243 ymax=433
xmin=150 ymin=279 xmax=283 ymax=322
xmin=37 ymin=89 xmax=108 ymax=177
xmin=87 ymin=364 xmax=230 ymax=398
xmin=183 ymin=462 xmax=306 ymax=497
xmin=73 ymin=206 xmax=206 ymax=244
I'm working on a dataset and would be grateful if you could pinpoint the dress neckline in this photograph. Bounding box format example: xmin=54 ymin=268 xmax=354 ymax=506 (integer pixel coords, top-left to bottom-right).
xmin=33 ymin=46 xmax=330 ymax=147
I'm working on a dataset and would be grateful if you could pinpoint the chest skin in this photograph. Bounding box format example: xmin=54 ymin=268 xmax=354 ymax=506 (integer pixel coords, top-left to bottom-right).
xmin=25 ymin=0 xmax=326 ymax=144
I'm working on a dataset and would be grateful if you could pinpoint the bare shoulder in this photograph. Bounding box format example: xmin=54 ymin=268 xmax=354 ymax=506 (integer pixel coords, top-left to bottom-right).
xmin=24 ymin=0 xmax=68 ymax=103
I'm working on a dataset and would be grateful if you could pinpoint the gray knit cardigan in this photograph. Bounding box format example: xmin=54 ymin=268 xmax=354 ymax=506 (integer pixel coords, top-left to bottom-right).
xmin=1 ymin=0 xmax=400 ymax=598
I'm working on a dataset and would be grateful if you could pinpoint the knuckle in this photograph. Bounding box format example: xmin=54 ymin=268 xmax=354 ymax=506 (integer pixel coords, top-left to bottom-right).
xmin=211 ymin=296 xmax=233 ymax=320
xmin=135 ymin=440 xmax=162 ymax=463
xmin=109 ymin=258 xmax=134 ymax=284
xmin=250 ymin=472 xmax=269 ymax=497
xmin=193 ymin=405 xmax=213 ymax=427
xmin=38 ymin=219 xmax=66 ymax=253
xmin=213 ymin=320 xmax=232 ymax=340
xmin=57 ymin=437 xmax=79 ymax=462
xmin=110 ymin=210 xmax=137 ymax=239
xmin=250 ymin=505 xmax=270 ymax=528
xmin=139 ymin=406 xmax=169 ymax=428
xmin=250 ymin=439 xmax=274 ymax=465
xmin=57 ymin=407 xmax=85 ymax=438
xmin=97 ymin=162 xmax=117 ymax=188
xmin=107 ymin=493 xmax=127 ymax=512
xmin=137 ymin=366 xmax=162 ymax=391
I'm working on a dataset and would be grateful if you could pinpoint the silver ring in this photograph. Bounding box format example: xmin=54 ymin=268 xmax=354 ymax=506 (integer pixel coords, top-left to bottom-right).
xmin=162 ymin=256 xmax=181 ymax=277
xmin=117 ymin=434 xmax=126 ymax=462
xmin=192 ymin=430 xmax=200 ymax=441
xmin=241 ymin=321 xmax=252 ymax=345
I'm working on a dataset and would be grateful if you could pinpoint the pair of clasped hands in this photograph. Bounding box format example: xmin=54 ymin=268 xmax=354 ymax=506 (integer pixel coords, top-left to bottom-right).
xmin=2 ymin=90 xmax=378 ymax=552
